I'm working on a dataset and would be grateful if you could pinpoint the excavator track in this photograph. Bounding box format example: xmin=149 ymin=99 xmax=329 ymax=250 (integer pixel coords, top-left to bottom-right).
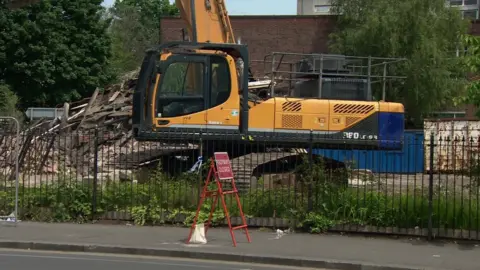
xmin=230 ymin=148 xmax=307 ymax=191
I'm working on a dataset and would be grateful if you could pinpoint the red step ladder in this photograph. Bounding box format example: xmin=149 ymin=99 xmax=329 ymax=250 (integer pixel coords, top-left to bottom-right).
xmin=186 ymin=152 xmax=251 ymax=247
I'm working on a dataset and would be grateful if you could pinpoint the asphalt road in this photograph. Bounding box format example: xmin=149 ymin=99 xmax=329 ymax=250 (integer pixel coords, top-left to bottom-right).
xmin=0 ymin=249 xmax=326 ymax=270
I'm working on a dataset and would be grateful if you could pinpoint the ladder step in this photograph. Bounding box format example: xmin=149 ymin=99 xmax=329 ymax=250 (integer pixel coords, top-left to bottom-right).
xmin=222 ymin=190 xmax=237 ymax=195
xmin=232 ymin=224 xmax=248 ymax=230
xmin=204 ymin=191 xmax=220 ymax=197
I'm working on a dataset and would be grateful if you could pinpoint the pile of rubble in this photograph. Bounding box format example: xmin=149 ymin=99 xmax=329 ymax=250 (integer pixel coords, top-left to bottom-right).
xmin=0 ymin=70 xmax=195 ymax=179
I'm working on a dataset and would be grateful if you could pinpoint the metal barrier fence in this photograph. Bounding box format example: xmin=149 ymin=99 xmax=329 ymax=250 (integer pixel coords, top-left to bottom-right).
xmin=0 ymin=116 xmax=19 ymax=226
xmin=0 ymin=127 xmax=479 ymax=240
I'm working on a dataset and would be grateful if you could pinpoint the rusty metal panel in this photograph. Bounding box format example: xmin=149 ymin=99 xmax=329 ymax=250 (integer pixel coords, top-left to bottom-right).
xmin=424 ymin=119 xmax=480 ymax=172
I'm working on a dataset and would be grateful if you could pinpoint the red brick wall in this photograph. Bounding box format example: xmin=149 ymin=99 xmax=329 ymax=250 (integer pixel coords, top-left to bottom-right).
xmin=160 ymin=15 xmax=337 ymax=76
xmin=161 ymin=15 xmax=480 ymax=77
xmin=469 ymin=20 xmax=480 ymax=35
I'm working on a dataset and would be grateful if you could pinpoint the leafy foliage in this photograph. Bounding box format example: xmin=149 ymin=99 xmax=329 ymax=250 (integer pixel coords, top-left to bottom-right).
xmin=328 ymin=0 xmax=470 ymax=126
xmin=107 ymin=3 xmax=157 ymax=76
xmin=0 ymin=84 xmax=24 ymax=123
xmin=455 ymin=34 xmax=480 ymax=117
xmin=113 ymin=0 xmax=178 ymax=35
xmin=107 ymin=0 xmax=178 ymax=76
xmin=0 ymin=0 xmax=113 ymax=107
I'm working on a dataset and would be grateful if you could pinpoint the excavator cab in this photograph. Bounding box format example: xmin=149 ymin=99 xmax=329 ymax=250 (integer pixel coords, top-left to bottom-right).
xmin=132 ymin=42 xmax=250 ymax=142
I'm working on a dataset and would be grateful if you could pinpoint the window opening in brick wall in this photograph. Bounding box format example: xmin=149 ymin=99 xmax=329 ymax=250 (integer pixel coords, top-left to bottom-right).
xmin=464 ymin=0 xmax=478 ymax=6
xmin=314 ymin=5 xmax=330 ymax=13
xmin=463 ymin=9 xmax=479 ymax=19
xmin=449 ymin=0 xmax=463 ymax=5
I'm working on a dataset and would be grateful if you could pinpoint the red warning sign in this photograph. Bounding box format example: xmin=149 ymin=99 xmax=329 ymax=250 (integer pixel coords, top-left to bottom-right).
xmin=214 ymin=152 xmax=234 ymax=180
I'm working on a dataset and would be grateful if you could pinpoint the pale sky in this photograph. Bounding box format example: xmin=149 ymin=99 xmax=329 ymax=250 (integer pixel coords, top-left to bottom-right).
xmin=101 ymin=0 xmax=296 ymax=15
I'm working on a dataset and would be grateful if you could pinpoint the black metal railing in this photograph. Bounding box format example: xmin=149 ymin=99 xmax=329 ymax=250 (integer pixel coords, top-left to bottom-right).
xmin=0 ymin=127 xmax=479 ymax=240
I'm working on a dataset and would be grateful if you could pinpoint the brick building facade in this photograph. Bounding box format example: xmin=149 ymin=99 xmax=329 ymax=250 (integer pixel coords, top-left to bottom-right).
xmin=160 ymin=15 xmax=336 ymax=77
xmin=161 ymin=15 xmax=480 ymax=73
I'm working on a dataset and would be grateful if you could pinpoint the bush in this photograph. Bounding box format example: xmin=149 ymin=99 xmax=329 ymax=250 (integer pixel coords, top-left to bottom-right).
xmin=0 ymin=84 xmax=24 ymax=125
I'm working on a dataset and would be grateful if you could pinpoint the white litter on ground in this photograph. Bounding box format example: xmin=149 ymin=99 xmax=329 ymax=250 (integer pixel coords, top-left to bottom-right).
xmin=269 ymin=228 xmax=293 ymax=240
xmin=0 ymin=212 xmax=20 ymax=226
xmin=188 ymin=223 xmax=207 ymax=244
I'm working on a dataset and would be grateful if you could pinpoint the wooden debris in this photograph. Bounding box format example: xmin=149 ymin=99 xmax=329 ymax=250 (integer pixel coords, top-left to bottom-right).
xmin=0 ymin=69 xmax=196 ymax=179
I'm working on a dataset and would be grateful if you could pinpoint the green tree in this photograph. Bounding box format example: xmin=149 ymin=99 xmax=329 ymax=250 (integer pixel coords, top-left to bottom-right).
xmin=107 ymin=0 xmax=178 ymax=76
xmin=329 ymin=0 xmax=470 ymax=126
xmin=455 ymin=34 xmax=480 ymax=117
xmin=0 ymin=84 xmax=25 ymax=125
xmin=113 ymin=0 xmax=179 ymax=39
xmin=107 ymin=3 xmax=158 ymax=75
xmin=0 ymin=0 xmax=113 ymax=108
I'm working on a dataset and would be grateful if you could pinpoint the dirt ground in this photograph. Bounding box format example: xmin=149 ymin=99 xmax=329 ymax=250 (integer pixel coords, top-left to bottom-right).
xmin=4 ymin=170 xmax=479 ymax=197
xmin=348 ymin=172 xmax=479 ymax=196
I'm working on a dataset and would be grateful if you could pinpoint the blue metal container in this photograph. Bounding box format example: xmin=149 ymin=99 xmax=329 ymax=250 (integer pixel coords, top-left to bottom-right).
xmin=311 ymin=130 xmax=424 ymax=173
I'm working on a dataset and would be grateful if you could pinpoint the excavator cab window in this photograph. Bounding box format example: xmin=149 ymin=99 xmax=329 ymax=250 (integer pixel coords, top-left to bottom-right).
xmin=210 ymin=55 xmax=231 ymax=108
xmin=155 ymin=55 xmax=207 ymax=118
xmin=154 ymin=54 xmax=233 ymax=119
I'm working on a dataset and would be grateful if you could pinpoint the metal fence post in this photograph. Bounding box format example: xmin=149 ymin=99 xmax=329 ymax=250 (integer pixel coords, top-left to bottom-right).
xmin=92 ymin=127 xmax=99 ymax=221
xmin=198 ymin=130 xmax=203 ymax=201
xmin=428 ymin=132 xmax=434 ymax=240
xmin=307 ymin=130 xmax=313 ymax=212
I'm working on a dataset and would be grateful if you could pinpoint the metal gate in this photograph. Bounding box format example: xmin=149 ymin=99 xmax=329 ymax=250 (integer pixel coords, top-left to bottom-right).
xmin=0 ymin=116 xmax=20 ymax=226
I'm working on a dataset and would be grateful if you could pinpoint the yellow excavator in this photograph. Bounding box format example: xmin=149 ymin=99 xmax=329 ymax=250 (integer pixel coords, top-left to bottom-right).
xmin=132 ymin=0 xmax=405 ymax=151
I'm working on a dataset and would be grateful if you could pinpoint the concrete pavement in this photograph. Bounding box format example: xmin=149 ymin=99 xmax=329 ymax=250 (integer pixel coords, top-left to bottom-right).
xmin=0 ymin=249 xmax=321 ymax=270
xmin=0 ymin=222 xmax=478 ymax=270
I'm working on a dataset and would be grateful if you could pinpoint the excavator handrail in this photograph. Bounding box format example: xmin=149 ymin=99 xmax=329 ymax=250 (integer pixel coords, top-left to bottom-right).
xmin=266 ymin=51 xmax=408 ymax=61
xmin=261 ymin=51 xmax=408 ymax=100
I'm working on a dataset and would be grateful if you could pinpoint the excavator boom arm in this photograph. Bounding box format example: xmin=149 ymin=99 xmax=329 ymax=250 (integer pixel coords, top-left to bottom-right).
xmin=175 ymin=0 xmax=236 ymax=44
